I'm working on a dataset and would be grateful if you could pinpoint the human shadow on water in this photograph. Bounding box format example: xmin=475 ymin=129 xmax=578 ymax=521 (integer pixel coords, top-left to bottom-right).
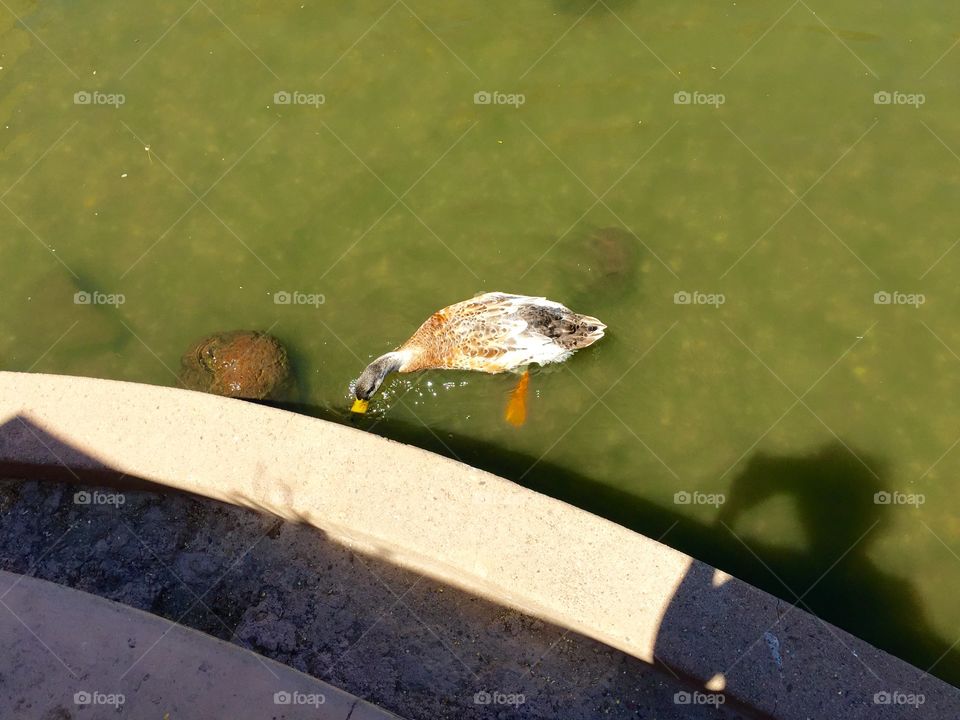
xmin=656 ymin=443 xmax=960 ymax=700
xmin=715 ymin=444 xmax=953 ymax=676
xmin=265 ymin=401 xmax=960 ymax=688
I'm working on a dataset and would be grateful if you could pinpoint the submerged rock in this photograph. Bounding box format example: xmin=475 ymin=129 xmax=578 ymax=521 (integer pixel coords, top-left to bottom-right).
xmin=179 ymin=330 xmax=290 ymax=400
xmin=589 ymin=226 xmax=638 ymax=283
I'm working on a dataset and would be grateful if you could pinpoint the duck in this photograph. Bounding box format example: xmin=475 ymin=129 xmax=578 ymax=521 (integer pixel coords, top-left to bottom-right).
xmin=351 ymin=292 xmax=606 ymax=425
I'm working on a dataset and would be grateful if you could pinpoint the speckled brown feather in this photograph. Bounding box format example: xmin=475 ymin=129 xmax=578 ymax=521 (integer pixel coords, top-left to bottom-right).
xmin=395 ymin=293 xmax=605 ymax=374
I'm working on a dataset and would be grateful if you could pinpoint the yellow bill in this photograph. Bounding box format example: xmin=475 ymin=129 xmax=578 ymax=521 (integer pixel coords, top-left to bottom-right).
xmin=351 ymin=398 xmax=369 ymax=414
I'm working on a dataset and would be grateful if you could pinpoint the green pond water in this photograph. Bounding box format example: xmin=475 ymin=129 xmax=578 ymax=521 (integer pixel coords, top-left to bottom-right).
xmin=3 ymin=0 xmax=960 ymax=685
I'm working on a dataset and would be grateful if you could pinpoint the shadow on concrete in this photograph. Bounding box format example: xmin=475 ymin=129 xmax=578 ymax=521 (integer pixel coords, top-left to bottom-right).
xmin=0 ymin=414 xmax=754 ymax=720
xmin=0 ymin=412 xmax=957 ymax=718
xmin=255 ymin=402 xmax=960 ymax=689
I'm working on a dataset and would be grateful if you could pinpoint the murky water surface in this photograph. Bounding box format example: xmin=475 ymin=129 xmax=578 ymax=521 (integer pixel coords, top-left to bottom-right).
xmin=3 ymin=0 xmax=960 ymax=683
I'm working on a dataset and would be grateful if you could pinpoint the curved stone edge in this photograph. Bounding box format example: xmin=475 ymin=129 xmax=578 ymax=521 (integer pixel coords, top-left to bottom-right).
xmin=0 ymin=371 xmax=957 ymax=718
xmin=0 ymin=568 xmax=402 ymax=719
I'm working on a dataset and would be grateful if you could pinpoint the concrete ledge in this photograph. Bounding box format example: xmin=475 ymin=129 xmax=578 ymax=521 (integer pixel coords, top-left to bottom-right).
xmin=0 ymin=569 xmax=400 ymax=719
xmin=1 ymin=371 xmax=958 ymax=718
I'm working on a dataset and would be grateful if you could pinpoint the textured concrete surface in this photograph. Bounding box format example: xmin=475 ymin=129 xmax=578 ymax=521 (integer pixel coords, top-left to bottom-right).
xmin=0 ymin=568 xmax=399 ymax=720
xmin=0 ymin=478 xmax=751 ymax=720
xmin=0 ymin=371 xmax=958 ymax=719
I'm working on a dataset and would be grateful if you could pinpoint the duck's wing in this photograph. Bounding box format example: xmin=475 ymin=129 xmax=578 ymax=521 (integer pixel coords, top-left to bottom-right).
xmin=447 ymin=295 xmax=585 ymax=371
xmin=401 ymin=293 xmax=604 ymax=373
xmin=444 ymin=297 xmax=535 ymax=371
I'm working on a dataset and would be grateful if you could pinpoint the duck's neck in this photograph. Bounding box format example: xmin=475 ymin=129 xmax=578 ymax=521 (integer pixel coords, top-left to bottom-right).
xmin=368 ymin=350 xmax=409 ymax=379
xmin=392 ymin=343 xmax=430 ymax=372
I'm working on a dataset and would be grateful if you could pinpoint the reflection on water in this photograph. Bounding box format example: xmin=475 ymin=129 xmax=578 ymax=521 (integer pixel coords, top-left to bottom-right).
xmin=2 ymin=0 xmax=960 ymax=686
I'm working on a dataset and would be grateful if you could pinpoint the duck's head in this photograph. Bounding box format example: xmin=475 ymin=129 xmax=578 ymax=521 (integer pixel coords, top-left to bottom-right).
xmin=351 ymin=351 xmax=404 ymax=413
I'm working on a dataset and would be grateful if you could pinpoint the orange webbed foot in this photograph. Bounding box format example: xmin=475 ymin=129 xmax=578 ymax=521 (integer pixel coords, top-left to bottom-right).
xmin=504 ymin=370 xmax=530 ymax=427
